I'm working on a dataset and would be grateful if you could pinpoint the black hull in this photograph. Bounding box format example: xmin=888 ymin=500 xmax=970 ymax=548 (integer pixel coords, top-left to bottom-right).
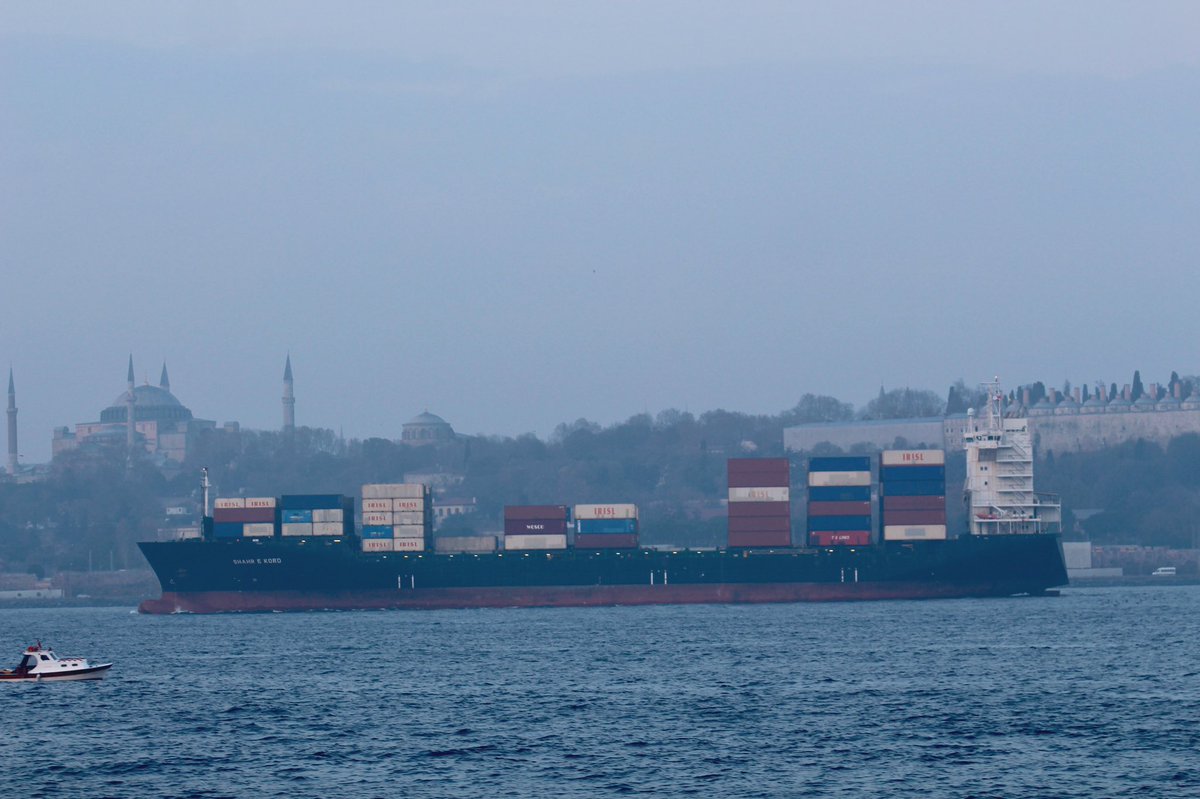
xmin=138 ymin=535 xmax=1068 ymax=614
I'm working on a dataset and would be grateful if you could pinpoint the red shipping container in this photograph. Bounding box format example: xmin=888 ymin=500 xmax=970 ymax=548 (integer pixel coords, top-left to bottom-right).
xmin=727 ymin=501 xmax=791 ymax=518
xmin=728 ymin=516 xmax=791 ymax=533
xmin=728 ymin=472 xmax=790 ymax=488
xmin=504 ymin=518 xmax=568 ymax=535
xmin=881 ymin=510 xmax=947 ymax=525
xmin=728 ymin=531 xmax=792 ymax=547
xmin=727 ymin=458 xmax=789 ymax=473
xmin=806 ymin=501 xmax=872 ymax=516
xmin=504 ymin=505 xmax=569 ymax=521
xmin=212 ymin=507 xmax=276 ymax=524
xmin=882 ymin=496 xmax=946 ymax=511
xmin=574 ymin=534 xmax=639 ymax=549
xmin=809 ymin=531 xmax=871 ymax=546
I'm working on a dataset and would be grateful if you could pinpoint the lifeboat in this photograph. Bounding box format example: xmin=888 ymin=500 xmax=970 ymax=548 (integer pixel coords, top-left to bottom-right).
xmin=0 ymin=643 xmax=112 ymax=682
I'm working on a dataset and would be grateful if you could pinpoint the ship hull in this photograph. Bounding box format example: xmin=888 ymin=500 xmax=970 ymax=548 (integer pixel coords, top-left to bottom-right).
xmin=138 ymin=534 xmax=1067 ymax=614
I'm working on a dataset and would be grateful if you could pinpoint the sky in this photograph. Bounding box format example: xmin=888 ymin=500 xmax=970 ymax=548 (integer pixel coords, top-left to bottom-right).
xmin=3 ymin=2 xmax=1199 ymax=462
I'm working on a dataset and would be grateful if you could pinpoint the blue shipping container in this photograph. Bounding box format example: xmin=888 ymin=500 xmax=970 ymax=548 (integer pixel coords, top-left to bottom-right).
xmin=809 ymin=456 xmax=871 ymax=473
xmin=360 ymin=525 xmax=392 ymax=540
xmin=808 ymin=486 xmax=872 ymax=502
xmin=881 ymin=481 xmax=946 ymax=497
xmin=213 ymin=522 xmax=244 ymax=538
xmin=576 ymin=519 xmax=639 ymax=535
xmin=807 ymin=515 xmax=872 ymax=532
xmin=880 ymin=465 xmax=945 ymax=483
xmin=281 ymin=509 xmax=314 ymax=523
xmin=280 ymin=494 xmax=343 ymax=510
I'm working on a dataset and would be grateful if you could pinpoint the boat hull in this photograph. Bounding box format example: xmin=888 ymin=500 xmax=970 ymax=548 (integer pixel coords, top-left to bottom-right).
xmin=0 ymin=664 xmax=112 ymax=681
xmin=138 ymin=534 xmax=1068 ymax=614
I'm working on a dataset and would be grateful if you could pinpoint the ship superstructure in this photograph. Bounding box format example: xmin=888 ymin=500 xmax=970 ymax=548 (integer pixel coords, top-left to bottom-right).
xmin=964 ymin=379 xmax=1062 ymax=536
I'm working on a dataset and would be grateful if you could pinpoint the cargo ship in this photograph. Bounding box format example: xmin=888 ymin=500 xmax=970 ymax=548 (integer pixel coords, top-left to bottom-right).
xmin=138 ymin=383 xmax=1067 ymax=614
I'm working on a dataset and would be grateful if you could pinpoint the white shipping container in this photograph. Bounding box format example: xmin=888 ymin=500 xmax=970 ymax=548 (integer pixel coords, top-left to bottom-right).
xmin=214 ymin=498 xmax=246 ymax=509
xmin=242 ymin=523 xmax=275 ymax=537
xmin=391 ymin=498 xmax=425 ymax=512
xmin=312 ymin=509 xmax=344 ymax=523
xmin=574 ymin=503 xmax=638 ymax=520
xmin=362 ymin=539 xmax=394 ymax=552
xmin=281 ymin=523 xmax=313 ymax=537
xmin=393 ymin=511 xmax=425 ymax=525
xmin=311 ymin=522 xmax=344 ymax=536
xmin=728 ymin=487 xmax=790 ymax=503
xmin=245 ymin=497 xmax=277 ymax=509
xmin=435 ymin=536 xmax=497 ymax=553
xmin=361 ymin=499 xmax=392 ymax=513
xmin=362 ymin=512 xmax=394 ymax=526
xmin=361 ymin=483 xmax=425 ymax=499
xmin=503 ymin=534 xmax=568 ymax=550
xmin=881 ymin=449 xmax=946 ymax=466
xmin=393 ymin=524 xmax=427 ymax=539
xmin=393 ymin=538 xmax=426 ymax=552
xmin=807 ymin=471 xmax=872 ymax=487
xmin=882 ymin=525 xmax=948 ymax=541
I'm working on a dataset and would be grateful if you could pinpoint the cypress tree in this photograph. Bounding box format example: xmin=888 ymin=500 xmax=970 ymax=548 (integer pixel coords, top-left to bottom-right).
xmin=1132 ymin=370 xmax=1144 ymax=401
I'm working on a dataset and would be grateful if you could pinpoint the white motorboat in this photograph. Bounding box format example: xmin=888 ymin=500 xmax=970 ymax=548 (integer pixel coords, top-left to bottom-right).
xmin=0 ymin=643 xmax=112 ymax=682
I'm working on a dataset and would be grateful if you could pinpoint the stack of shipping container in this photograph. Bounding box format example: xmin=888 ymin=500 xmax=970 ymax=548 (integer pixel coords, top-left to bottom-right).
xmin=573 ymin=504 xmax=639 ymax=548
xmin=806 ymin=456 xmax=873 ymax=546
xmin=727 ymin=458 xmax=792 ymax=547
xmin=212 ymin=497 xmax=277 ymax=539
xmin=280 ymin=494 xmax=353 ymax=538
xmin=880 ymin=450 xmax=947 ymax=541
xmin=503 ymin=505 xmax=569 ymax=550
xmin=360 ymin=484 xmax=431 ymax=552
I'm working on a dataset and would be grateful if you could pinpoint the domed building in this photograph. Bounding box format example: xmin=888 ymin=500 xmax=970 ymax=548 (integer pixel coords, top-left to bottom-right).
xmin=53 ymin=357 xmax=216 ymax=463
xmin=401 ymin=411 xmax=455 ymax=445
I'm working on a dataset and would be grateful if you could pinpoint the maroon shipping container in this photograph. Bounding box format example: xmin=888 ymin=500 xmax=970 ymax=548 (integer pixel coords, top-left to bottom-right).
xmin=809 ymin=531 xmax=871 ymax=546
xmin=212 ymin=507 xmax=276 ymax=524
xmin=882 ymin=496 xmax=946 ymax=511
xmin=727 ymin=501 xmax=791 ymax=518
xmin=728 ymin=516 xmax=791 ymax=533
xmin=574 ymin=534 xmax=639 ymax=549
xmin=727 ymin=472 xmax=790 ymax=488
xmin=728 ymin=531 xmax=792 ymax=547
xmin=806 ymin=501 xmax=872 ymax=517
xmin=881 ymin=510 xmax=947 ymax=526
xmin=504 ymin=518 xmax=568 ymax=535
xmin=503 ymin=505 xmax=569 ymax=521
xmin=727 ymin=458 xmax=789 ymax=473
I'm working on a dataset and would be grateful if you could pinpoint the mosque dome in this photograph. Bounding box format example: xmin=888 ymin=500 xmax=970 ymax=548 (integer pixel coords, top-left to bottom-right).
xmin=401 ymin=410 xmax=455 ymax=444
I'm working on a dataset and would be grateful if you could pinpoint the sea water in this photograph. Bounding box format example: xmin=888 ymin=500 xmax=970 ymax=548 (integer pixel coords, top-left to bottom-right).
xmin=1 ymin=585 xmax=1197 ymax=798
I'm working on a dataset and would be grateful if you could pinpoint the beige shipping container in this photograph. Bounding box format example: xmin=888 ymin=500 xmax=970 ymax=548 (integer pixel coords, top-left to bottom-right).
xmin=242 ymin=523 xmax=275 ymax=537
xmin=807 ymin=471 xmax=872 ymax=487
xmin=311 ymin=522 xmax=344 ymax=536
xmin=393 ymin=511 xmax=426 ymax=526
xmin=435 ymin=536 xmax=497 ymax=553
xmin=361 ymin=499 xmax=393 ymax=513
xmin=882 ymin=525 xmax=948 ymax=541
xmin=574 ymin=503 xmax=639 ymax=520
xmin=881 ymin=450 xmax=946 ymax=466
xmin=245 ymin=497 xmax=277 ymax=509
xmin=362 ymin=512 xmax=394 ymax=526
xmin=362 ymin=539 xmax=394 ymax=552
xmin=361 ymin=483 xmax=425 ymax=499
xmin=214 ymin=498 xmax=246 ymax=509
xmin=312 ymin=509 xmax=344 ymax=523
xmin=392 ymin=498 xmax=425 ymax=512
xmin=393 ymin=524 xmax=426 ymax=539
xmin=728 ymin=487 xmax=790 ymax=503
xmin=281 ymin=522 xmax=313 ymax=537
xmin=393 ymin=537 xmax=426 ymax=552
xmin=503 ymin=534 xmax=568 ymax=550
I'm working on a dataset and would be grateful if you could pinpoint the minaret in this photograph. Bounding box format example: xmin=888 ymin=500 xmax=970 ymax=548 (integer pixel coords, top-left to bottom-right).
xmin=282 ymin=355 xmax=295 ymax=431
xmin=159 ymin=361 xmax=170 ymax=391
xmin=7 ymin=368 xmax=17 ymax=476
xmin=126 ymin=355 xmax=136 ymax=452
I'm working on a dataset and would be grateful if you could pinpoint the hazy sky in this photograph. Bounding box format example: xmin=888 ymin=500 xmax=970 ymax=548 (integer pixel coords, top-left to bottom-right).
xmin=3 ymin=2 xmax=1199 ymax=461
